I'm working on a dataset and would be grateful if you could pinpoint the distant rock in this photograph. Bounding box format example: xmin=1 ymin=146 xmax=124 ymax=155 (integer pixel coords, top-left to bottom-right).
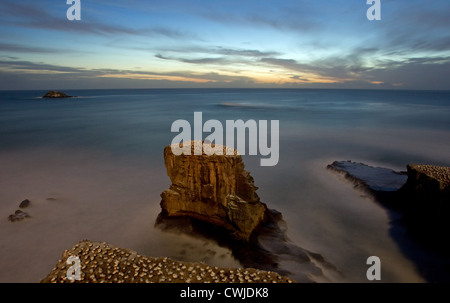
xmin=42 ymin=91 xmax=73 ymax=98
xmin=159 ymin=141 xmax=267 ymax=241
xmin=19 ymin=199 xmax=30 ymax=208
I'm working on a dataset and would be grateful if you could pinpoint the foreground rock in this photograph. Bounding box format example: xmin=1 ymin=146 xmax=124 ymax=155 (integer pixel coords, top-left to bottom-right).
xmin=42 ymin=91 xmax=73 ymax=98
xmin=160 ymin=141 xmax=267 ymax=242
xmin=41 ymin=240 xmax=294 ymax=283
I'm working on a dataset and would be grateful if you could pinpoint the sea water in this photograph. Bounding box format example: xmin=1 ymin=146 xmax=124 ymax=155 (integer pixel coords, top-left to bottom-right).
xmin=1 ymin=89 xmax=449 ymax=282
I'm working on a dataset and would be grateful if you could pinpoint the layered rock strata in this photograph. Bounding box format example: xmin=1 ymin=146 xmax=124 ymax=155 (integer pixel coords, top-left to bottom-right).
xmin=160 ymin=141 xmax=267 ymax=241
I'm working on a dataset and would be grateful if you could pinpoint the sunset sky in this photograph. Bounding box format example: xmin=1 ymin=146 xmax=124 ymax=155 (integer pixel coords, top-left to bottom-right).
xmin=0 ymin=0 xmax=449 ymax=90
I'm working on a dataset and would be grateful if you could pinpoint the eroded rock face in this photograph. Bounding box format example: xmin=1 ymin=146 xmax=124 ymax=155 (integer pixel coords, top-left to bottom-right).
xmin=160 ymin=141 xmax=267 ymax=241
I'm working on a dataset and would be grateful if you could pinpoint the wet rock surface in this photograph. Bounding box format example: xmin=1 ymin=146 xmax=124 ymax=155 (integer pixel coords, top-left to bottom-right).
xmin=327 ymin=160 xmax=408 ymax=192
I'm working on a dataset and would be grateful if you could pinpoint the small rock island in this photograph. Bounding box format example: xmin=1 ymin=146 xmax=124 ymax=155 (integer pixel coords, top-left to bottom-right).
xmin=42 ymin=91 xmax=74 ymax=98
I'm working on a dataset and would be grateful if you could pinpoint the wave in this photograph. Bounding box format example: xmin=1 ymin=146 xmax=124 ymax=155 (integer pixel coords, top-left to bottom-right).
xmin=218 ymin=102 xmax=292 ymax=110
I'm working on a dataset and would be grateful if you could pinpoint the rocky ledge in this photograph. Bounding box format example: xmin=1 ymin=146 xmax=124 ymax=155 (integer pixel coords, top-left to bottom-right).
xmin=160 ymin=141 xmax=268 ymax=242
xmin=327 ymin=160 xmax=408 ymax=193
xmin=42 ymin=91 xmax=74 ymax=98
xmin=328 ymin=161 xmax=450 ymax=248
xmin=41 ymin=240 xmax=294 ymax=283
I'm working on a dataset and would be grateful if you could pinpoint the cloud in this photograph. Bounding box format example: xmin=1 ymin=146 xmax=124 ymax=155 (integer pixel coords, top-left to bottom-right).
xmin=153 ymin=46 xmax=280 ymax=57
xmin=205 ymin=47 xmax=280 ymax=58
xmin=259 ymin=49 xmax=450 ymax=89
xmin=290 ymin=75 xmax=310 ymax=82
xmin=0 ymin=59 xmax=258 ymax=89
xmin=0 ymin=43 xmax=64 ymax=54
xmin=0 ymin=1 xmax=195 ymax=39
xmin=153 ymin=46 xmax=281 ymax=67
xmin=197 ymin=1 xmax=321 ymax=33
xmin=1 ymin=54 xmax=449 ymax=90
xmin=155 ymin=54 xmax=227 ymax=65
xmin=0 ymin=60 xmax=86 ymax=73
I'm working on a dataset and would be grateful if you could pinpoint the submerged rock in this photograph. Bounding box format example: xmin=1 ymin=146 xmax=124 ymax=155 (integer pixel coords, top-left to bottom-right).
xmin=42 ymin=91 xmax=73 ymax=98
xmin=160 ymin=141 xmax=267 ymax=241
xmin=327 ymin=160 xmax=407 ymax=192
xmin=8 ymin=210 xmax=30 ymax=222
xmin=19 ymin=199 xmax=30 ymax=208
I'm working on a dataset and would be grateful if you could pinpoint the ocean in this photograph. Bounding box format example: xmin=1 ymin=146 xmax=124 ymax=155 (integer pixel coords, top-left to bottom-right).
xmin=1 ymin=88 xmax=450 ymax=282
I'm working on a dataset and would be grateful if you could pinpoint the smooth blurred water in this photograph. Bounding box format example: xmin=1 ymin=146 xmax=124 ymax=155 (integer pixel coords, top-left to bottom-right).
xmin=1 ymin=89 xmax=450 ymax=282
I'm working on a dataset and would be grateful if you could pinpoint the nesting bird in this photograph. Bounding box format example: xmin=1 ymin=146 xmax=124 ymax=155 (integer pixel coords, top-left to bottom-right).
xmin=41 ymin=240 xmax=295 ymax=283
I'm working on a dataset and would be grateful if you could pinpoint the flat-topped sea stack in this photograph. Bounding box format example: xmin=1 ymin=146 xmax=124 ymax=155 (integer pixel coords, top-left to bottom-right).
xmin=160 ymin=141 xmax=268 ymax=241
xmin=42 ymin=90 xmax=73 ymax=98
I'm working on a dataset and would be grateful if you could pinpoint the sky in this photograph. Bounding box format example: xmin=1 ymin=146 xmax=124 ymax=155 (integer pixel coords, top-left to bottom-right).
xmin=0 ymin=0 xmax=449 ymax=90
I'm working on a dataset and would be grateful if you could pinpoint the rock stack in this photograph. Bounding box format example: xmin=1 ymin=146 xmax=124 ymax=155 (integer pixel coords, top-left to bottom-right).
xmin=160 ymin=141 xmax=268 ymax=241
